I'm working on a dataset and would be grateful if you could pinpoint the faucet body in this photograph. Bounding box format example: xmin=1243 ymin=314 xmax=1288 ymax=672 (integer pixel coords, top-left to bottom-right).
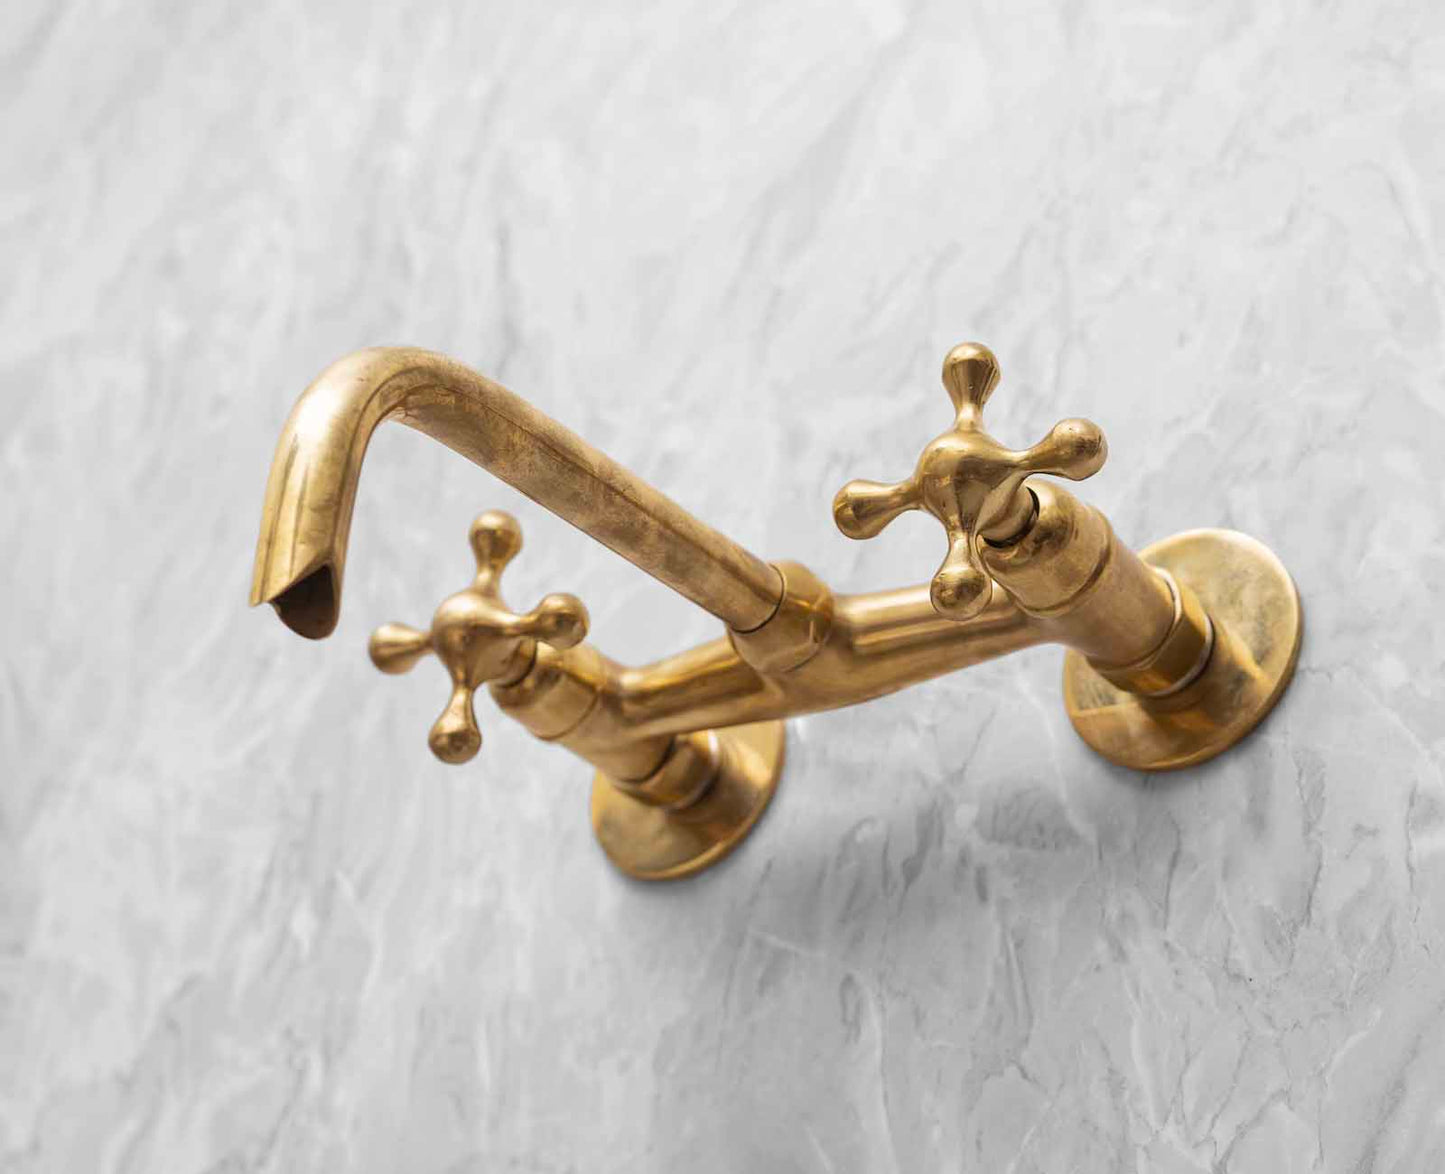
xmin=252 ymin=345 xmax=1301 ymax=879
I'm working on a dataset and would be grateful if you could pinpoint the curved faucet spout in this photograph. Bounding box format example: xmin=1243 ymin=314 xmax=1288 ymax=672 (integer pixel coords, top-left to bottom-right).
xmin=250 ymin=347 xmax=783 ymax=638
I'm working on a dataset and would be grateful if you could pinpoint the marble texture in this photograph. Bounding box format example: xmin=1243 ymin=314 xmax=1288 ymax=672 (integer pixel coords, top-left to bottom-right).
xmin=4 ymin=0 xmax=1445 ymax=1170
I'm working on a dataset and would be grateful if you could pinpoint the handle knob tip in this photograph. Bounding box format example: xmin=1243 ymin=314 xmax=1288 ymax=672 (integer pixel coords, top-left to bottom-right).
xmin=941 ymin=342 xmax=1001 ymax=414
xmin=429 ymin=684 xmax=482 ymax=764
xmin=1040 ymin=418 xmax=1108 ymax=481
xmin=930 ymin=544 xmax=994 ymax=621
xmin=526 ymin=593 xmax=589 ymax=649
xmin=369 ymin=622 xmax=432 ymax=674
xmin=469 ymin=510 xmax=523 ymax=578
xmin=832 ymin=478 xmax=920 ymax=540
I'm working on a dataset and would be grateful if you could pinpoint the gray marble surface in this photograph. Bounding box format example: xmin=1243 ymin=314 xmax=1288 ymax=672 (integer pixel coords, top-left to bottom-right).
xmin=5 ymin=1 xmax=1445 ymax=1170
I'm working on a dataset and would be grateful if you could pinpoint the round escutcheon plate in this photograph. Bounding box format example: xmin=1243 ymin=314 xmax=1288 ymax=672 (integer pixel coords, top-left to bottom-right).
xmin=590 ymin=719 xmax=785 ymax=880
xmin=1063 ymin=529 xmax=1302 ymax=771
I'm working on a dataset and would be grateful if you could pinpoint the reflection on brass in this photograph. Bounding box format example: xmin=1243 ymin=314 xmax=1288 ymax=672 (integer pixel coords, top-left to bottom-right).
xmin=252 ymin=343 xmax=1302 ymax=879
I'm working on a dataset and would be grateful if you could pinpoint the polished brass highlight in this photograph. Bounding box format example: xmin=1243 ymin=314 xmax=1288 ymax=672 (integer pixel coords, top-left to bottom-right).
xmin=252 ymin=342 xmax=1302 ymax=879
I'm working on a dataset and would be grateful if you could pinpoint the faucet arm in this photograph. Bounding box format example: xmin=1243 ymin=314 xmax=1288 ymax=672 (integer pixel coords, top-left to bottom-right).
xmin=250 ymin=347 xmax=783 ymax=638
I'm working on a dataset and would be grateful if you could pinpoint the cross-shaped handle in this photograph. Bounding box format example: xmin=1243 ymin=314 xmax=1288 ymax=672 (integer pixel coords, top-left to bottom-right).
xmin=368 ymin=511 xmax=589 ymax=764
xmin=833 ymin=342 xmax=1107 ymax=621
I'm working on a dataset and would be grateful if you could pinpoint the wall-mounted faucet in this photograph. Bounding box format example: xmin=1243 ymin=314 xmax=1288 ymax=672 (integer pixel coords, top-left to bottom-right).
xmin=252 ymin=342 xmax=1301 ymax=879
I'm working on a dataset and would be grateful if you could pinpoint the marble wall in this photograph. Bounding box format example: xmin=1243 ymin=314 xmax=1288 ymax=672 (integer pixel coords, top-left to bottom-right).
xmin=5 ymin=0 xmax=1445 ymax=1170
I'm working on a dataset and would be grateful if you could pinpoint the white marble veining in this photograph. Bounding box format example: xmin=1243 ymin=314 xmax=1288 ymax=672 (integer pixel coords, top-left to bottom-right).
xmin=4 ymin=0 xmax=1445 ymax=1170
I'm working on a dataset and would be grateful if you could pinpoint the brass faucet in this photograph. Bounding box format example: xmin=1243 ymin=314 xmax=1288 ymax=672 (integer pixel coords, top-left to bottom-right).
xmin=252 ymin=343 xmax=1301 ymax=879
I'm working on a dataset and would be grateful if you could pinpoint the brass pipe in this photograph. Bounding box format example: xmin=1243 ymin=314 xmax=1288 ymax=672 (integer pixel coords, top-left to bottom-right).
xmin=250 ymin=347 xmax=783 ymax=638
xmin=626 ymin=584 xmax=1041 ymax=736
xmin=491 ymin=582 xmax=1042 ymax=748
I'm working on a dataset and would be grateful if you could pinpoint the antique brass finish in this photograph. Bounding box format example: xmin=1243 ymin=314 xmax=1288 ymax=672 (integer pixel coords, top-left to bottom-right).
xmin=367 ymin=511 xmax=589 ymax=764
xmin=589 ymin=721 xmax=785 ymax=880
xmin=251 ymin=342 xmax=1301 ymax=880
xmin=250 ymin=348 xmax=782 ymax=637
xmin=727 ymin=561 xmax=834 ymax=675
xmin=834 ymin=343 xmax=1107 ymax=620
xmin=1063 ymin=530 xmax=1302 ymax=770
